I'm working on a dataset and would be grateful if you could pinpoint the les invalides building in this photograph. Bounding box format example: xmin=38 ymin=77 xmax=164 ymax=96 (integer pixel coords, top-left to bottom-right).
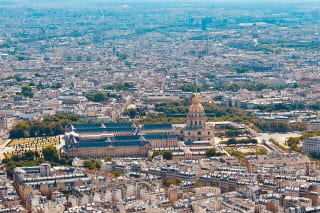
xmin=183 ymin=93 xmax=215 ymax=142
xmin=65 ymin=93 xmax=215 ymax=159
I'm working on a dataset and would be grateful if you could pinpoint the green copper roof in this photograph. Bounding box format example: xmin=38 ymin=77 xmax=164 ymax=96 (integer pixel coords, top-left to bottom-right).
xmin=103 ymin=122 xmax=134 ymax=128
xmin=141 ymin=124 xmax=172 ymax=130
xmin=72 ymin=123 xmax=103 ymax=129
xmin=143 ymin=134 xmax=178 ymax=140
xmin=76 ymin=140 xmax=151 ymax=147
xmin=114 ymin=135 xmax=142 ymax=141
xmin=74 ymin=127 xmax=136 ymax=133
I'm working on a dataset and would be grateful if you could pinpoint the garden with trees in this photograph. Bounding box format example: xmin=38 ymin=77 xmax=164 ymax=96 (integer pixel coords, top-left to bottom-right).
xmin=2 ymin=146 xmax=72 ymax=178
xmin=138 ymin=98 xmax=305 ymax=132
xmin=6 ymin=136 xmax=61 ymax=160
xmin=221 ymin=138 xmax=257 ymax=145
xmin=205 ymin=148 xmax=217 ymax=157
xmin=224 ymin=146 xmax=267 ymax=161
xmin=104 ymin=82 xmax=134 ymax=91
xmin=86 ymin=92 xmax=120 ymax=102
xmin=152 ymin=150 xmax=173 ymax=160
xmin=9 ymin=113 xmax=83 ymax=139
xmin=86 ymin=92 xmax=109 ymax=102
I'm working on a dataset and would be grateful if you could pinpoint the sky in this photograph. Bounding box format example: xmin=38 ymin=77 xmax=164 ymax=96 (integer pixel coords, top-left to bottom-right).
xmin=1 ymin=0 xmax=320 ymax=8
xmin=2 ymin=0 xmax=320 ymax=2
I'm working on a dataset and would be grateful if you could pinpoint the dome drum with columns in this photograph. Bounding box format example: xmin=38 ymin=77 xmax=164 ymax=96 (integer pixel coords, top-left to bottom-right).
xmin=186 ymin=93 xmax=206 ymax=129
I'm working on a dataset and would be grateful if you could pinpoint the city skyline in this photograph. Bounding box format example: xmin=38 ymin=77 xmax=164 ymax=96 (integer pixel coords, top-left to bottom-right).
xmin=1 ymin=0 xmax=320 ymax=212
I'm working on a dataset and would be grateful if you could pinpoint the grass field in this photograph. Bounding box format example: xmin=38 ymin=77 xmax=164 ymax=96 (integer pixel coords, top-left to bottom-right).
xmin=225 ymin=145 xmax=267 ymax=154
xmin=4 ymin=153 xmax=12 ymax=159
xmin=7 ymin=136 xmax=60 ymax=148
xmin=224 ymin=145 xmax=267 ymax=161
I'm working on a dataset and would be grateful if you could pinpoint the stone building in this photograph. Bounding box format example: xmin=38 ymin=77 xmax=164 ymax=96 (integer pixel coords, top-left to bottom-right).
xmin=0 ymin=115 xmax=7 ymax=130
xmin=65 ymin=93 xmax=214 ymax=159
xmin=183 ymin=94 xmax=214 ymax=142
xmin=303 ymin=136 xmax=320 ymax=154
xmin=307 ymin=120 xmax=320 ymax=131
xmin=140 ymin=124 xmax=174 ymax=135
xmin=67 ymin=140 xmax=152 ymax=158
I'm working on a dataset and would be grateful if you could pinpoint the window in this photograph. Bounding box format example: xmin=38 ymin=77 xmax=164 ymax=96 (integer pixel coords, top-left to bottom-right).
xmin=195 ymin=121 xmax=197 ymax=125
xmin=198 ymin=131 xmax=201 ymax=135
xmin=188 ymin=132 xmax=191 ymax=136
xmin=198 ymin=138 xmax=201 ymax=141
xmin=208 ymin=132 xmax=210 ymax=135
xmin=190 ymin=121 xmax=193 ymax=125
xmin=199 ymin=121 xmax=201 ymax=125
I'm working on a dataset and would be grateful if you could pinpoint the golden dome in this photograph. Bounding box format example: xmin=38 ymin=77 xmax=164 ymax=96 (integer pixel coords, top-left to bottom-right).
xmin=189 ymin=93 xmax=205 ymax=113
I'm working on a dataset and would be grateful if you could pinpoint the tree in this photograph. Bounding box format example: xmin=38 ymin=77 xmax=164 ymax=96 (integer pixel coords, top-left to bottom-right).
xmin=83 ymin=160 xmax=95 ymax=168
xmin=110 ymin=171 xmax=123 ymax=177
xmin=176 ymin=178 xmax=183 ymax=184
xmin=256 ymin=83 xmax=268 ymax=91
xmin=94 ymin=93 xmax=107 ymax=102
xmin=42 ymin=146 xmax=59 ymax=162
xmin=224 ymin=138 xmax=257 ymax=145
xmin=29 ymin=121 xmax=45 ymax=137
xmin=83 ymin=160 xmax=101 ymax=171
xmin=11 ymin=154 xmax=21 ymax=162
xmin=104 ymin=82 xmax=134 ymax=91
xmin=9 ymin=127 xmax=26 ymax=138
xmin=179 ymin=84 xmax=201 ymax=92
xmin=225 ymin=84 xmax=240 ymax=92
xmin=205 ymin=148 xmax=217 ymax=158
xmin=95 ymin=161 xmax=101 ymax=171
xmin=152 ymin=151 xmax=160 ymax=158
xmin=59 ymin=158 xmax=67 ymax=165
xmin=165 ymin=180 xmax=177 ymax=187
xmin=51 ymin=83 xmax=62 ymax=89
xmin=163 ymin=150 xmax=173 ymax=160
xmin=124 ymin=108 xmax=138 ymax=119
xmin=21 ymin=85 xmax=34 ymax=98
xmin=9 ymin=122 xmax=30 ymax=138
xmin=287 ymin=137 xmax=300 ymax=146
xmin=196 ymin=182 xmax=203 ymax=187
xmin=22 ymin=151 xmax=36 ymax=161
xmin=9 ymin=113 xmax=82 ymax=139
xmin=104 ymin=156 xmax=112 ymax=161
xmin=86 ymin=92 xmax=108 ymax=102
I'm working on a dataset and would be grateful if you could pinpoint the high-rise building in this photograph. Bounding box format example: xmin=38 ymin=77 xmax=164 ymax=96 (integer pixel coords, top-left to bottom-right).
xmin=0 ymin=115 xmax=7 ymax=130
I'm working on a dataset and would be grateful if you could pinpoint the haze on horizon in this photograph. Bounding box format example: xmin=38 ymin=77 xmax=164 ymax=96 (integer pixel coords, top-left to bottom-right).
xmin=1 ymin=0 xmax=320 ymax=5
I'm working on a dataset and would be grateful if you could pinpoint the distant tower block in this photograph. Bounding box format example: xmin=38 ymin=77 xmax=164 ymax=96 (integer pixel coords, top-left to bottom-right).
xmin=0 ymin=115 xmax=7 ymax=130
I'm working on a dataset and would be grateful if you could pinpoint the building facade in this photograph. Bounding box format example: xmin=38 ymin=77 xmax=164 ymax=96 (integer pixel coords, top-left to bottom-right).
xmin=307 ymin=120 xmax=320 ymax=131
xmin=0 ymin=115 xmax=7 ymax=130
xmin=303 ymin=136 xmax=320 ymax=154
xmin=65 ymin=93 xmax=214 ymax=158
xmin=183 ymin=94 xmax=215 ymax=142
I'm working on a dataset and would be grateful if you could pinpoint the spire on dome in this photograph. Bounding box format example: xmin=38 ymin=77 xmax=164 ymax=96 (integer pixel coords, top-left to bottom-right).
xmin=193 ymin=93 xmax=199 ymax=104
